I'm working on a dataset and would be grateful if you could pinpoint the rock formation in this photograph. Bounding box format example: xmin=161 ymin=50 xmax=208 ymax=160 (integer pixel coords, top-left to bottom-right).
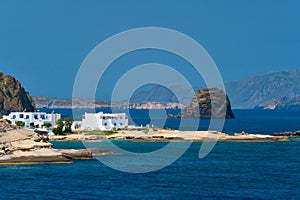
xmin=0 ymin=72 xmax=35 ymax=115
xmin=169 ymin=88 xmax=234 ymax=119
xmin=0 ymin=120 xmax=112 ymax=164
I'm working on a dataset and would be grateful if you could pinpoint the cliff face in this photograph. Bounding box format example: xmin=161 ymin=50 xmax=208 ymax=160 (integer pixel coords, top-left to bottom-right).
xmin=177 ymin=88 xmax=234 ymax=119
xmin=0 ymin=72 xmax=35 ymax=115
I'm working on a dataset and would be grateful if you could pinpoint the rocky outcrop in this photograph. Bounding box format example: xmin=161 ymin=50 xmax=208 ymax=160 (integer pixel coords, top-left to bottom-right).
xmin=272 ymin=131 xmax=300 ymax=136
xmin=0 ymin=121 xmax=112 ymax=164
xmin=58 ymin=148 xmax=113 ymax=160
xmin=169 ymin=88 xmax=234 ymax=119
xmin=0 ymin=72 xmax=35 ymax=116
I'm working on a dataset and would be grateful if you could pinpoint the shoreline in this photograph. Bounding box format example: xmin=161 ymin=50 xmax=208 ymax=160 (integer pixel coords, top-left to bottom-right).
xmin=0 ymin=126 xmax=112 ymax=165
xmin=49 ymin=129 xmax=298 ymax=143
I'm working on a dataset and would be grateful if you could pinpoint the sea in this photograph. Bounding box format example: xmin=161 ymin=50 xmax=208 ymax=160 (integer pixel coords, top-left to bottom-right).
xmin=0 ymin=109 xmax=299 ymax=199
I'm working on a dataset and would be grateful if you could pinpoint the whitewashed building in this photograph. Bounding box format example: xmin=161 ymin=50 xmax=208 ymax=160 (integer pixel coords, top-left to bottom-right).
xmin=3 ymin=112 xmax=61 ymax=128
xmin=79 ymin=112 xmax=128 ymax=131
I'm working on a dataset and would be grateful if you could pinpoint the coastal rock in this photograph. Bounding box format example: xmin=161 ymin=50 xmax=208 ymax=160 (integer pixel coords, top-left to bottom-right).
xmin=0 ymin=72 xmax=35 ymax=116
xmin=58 ymin=148 xmax=113 ymax=160
xmin=171 ymin=88 xmax=234 ymax=119
xmin=0 ymin=121 xmax=112 ymax=164
xmin=58 ymin=149 xmax=93 ymax=160
xmin=0 ymin=149 xmax=72 ymax=164
xmin=87 ymin=148 xmax=113 ymax=156
xmin=272 ymin=131 xmax=300 ymax=136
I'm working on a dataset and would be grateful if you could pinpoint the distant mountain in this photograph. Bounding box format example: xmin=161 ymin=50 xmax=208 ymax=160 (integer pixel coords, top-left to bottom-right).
xmin=255 ymin=96 xmax=300 ymax=110
xmin=130 ymin=84 xmax=195 ymax=105
xmin=130 ymin=84 xmax=178 ymax=103
xmin=0 ymin=72 xmax=35 ymax=115
xmin=33 ymin=96 xmax=111 ymax=109
xmin=225 ymin=70 xmax=300 ymax=108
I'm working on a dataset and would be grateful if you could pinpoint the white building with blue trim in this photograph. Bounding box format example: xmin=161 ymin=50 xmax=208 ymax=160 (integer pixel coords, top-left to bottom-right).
xmin=3 ymin=112 xmax=61 ymax=128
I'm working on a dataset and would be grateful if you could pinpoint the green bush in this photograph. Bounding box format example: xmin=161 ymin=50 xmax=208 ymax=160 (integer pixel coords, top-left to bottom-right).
xmin=102 ymin=130 xmax=118 ymax=136
xmin=16 ymin=121 xmax=25 ymax=127
xmin=143 ymin=128 xmax=149 ymax=134
xmin=43 ymin=123 xmax=52 ymax=128
xmin=52 ymin=127 xmax=64 ymax=135
xmin=30 ymin=122 xmax=35 ymax=127
xmin=63 ymin=117 xmax=74 ymax=133
xmin=5 ymin=119 xmax=12 ymax=124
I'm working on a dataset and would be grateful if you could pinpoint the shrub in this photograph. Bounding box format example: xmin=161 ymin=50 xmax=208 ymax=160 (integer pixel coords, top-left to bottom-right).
xmin=30 ymin=122 xmax=35 ymax=128
xmin=143 ymin=128 xmax=149 ymax=134
xmin=52 ymin=127 xmax=64 ymax=135
xmin=16 ymin=121 xmax=25 ymax=127
xmin=43 ymin=123 xmax=52 ymax=128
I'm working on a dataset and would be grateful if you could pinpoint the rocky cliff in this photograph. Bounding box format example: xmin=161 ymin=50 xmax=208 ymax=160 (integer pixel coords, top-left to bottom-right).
xmin=169 ymin=88 xmax=234 ymax=119
xmin=0 ymin=72 xmax=35 ymax=115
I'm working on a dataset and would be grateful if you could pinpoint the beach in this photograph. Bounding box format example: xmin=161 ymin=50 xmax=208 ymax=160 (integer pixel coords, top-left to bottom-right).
xmin=49 ymin=129 xmax=293 ymax=142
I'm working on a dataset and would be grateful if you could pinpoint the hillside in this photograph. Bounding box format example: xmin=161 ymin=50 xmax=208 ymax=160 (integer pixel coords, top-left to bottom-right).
xmin=225 ymin=70 xmax=300 ymax=108
xmin=130 ymin=85 xmax=179 ymax=103
xmin=0 ymin=72 xmax=35 ymax=115
xmin=33 ymin=96 xmax=111 ymax=109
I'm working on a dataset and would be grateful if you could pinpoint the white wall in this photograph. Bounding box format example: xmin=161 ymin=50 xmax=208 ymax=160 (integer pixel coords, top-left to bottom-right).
xmin=3 ymin=112 xmax=61 ymax=128
xmin=81 ymin=112 xmax=128 ymax=131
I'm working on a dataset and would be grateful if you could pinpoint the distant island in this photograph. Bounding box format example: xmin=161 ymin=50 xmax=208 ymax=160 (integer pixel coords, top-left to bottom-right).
xmin=225 ymin=70 xmax=300 ymax=108
xmin=255 ymin=96 xmax=300 ymax=110
xmin=33 ymin=96 xmax=184 ymax=109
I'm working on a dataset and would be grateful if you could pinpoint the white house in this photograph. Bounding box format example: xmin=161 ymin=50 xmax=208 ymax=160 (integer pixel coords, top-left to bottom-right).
xmin=78 ymin=112 xmax=128 ymax=131
xmin=3 ymin=112 xmax=61 ymax=128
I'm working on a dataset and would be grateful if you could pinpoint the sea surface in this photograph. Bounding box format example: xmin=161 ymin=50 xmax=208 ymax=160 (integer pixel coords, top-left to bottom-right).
xmin=0 ymin=141 xmax=299 ymax=199
xmin=0 ymin=109 xmax=299 ymax=199
xmin=40 ymin=108 xmax=300 ymax=134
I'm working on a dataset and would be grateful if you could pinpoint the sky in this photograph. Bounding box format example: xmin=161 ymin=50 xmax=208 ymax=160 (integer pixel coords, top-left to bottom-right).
xmin=0 ymin=0 xmax=299 ymax=99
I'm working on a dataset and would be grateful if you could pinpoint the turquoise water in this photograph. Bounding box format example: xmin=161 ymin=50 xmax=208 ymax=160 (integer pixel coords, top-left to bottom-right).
xmin=0 ymin=141 xmax=299 ymax=199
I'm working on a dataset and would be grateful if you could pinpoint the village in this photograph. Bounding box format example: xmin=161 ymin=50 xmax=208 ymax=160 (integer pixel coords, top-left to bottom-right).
xmin=2 ymin=111 xmax=129 ymax=136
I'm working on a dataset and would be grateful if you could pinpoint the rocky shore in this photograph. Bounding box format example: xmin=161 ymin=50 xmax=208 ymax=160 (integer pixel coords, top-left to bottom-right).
xmin=49 ymin=129 xmax=294 ymax=142
xmin=0 ymin=121 xmax=112 ymax=165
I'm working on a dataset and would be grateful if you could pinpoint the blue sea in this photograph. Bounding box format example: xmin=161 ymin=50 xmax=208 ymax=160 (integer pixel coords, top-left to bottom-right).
xmin=0 ymin=109 xmax=299 ymax=199
xmin=40 ymin=108 xmax=300 ymax=134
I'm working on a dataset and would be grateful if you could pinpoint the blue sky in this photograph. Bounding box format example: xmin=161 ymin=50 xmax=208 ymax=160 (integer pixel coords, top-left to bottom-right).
xmin=0 ymin=0 xmax=299 ymax=99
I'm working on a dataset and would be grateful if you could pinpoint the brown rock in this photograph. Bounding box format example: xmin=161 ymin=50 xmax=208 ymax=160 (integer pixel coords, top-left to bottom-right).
xmin=0 ymin=72 xmax=35 ymax=116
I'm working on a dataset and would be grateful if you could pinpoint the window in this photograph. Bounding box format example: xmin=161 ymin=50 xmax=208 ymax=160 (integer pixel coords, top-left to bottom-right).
xmin=120 ymin=123 xmax=123 ymax=126
xmin=104 ymin=123 xmax=107 ymax=126
xmin=114 ymin=123 xmax=117 ymax=126
xmin=41 ymin=115 xmax=45 ymax=119
xmin=34 ymin=115 xmax=38 ymax=120
xmin=19 ymin=114 xmax=24 ymax=119
xmin=25 ymin=115 xmax=29 ymax=119
xmin=103 ymin=116 xmax=106 ymax=119
xmin=12 ymin=115 xmax=16 ymax=119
